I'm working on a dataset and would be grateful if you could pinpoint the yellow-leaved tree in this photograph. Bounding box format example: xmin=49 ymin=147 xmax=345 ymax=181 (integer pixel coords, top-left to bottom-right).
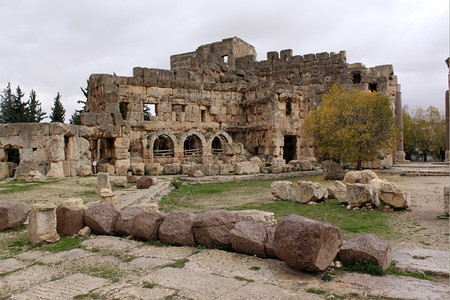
xmin=304 ymin=85 xmax=398 ymax=170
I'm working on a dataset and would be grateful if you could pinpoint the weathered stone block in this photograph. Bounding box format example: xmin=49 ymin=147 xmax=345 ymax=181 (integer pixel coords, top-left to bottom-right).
xmin=274 ymin=214 xmax=342 ymax=271
xmin=136 ymin=176 xmax=154 ymax=189
xmin=0 ymin=202 xmax=30 ymax=231
xmin=115 ymin=207 xmax=146 ymax=237
xmin=192 ymin=210 xmax=241 ymax=251
xmin=322 ymin=160 xmax=345 ymax=180
xmin=56 ymin=204 xmax=85 ymax=236
xmin=145 ymin=163 xmax=163 ymax=175
xmin=346 ymin=183 xmax=379 ymax=208
xmin=132 ymin=211 xmax=165 ymax=242
xmin=234 ymin=161 xmax=259 ymax=175
xmin=163 ymin=163 xmax=181 ymax=175
xmin=231 ymin=209 xmax=277 ymax=226
xmin=84 ymin=203 xmax=119 ymax=235
xmin=115 ymin=159 xmax=130 ymax=175
xmin=97 ymin=163 xmax=115 ymax=175
xmin=296 ymin=181 xmax=328 ymax=203
xmin=131 ymin=163 xmax=145 ymax=175
xmin=28 ymin=204 xmax=59 ymax=245
xmin=339 ymin=234 xmax=392 ymax=270
xmin=159 ymin=212 xmax=196 ymax=247
xmin=230 ymin=220 xmax=268 ymax=258
xmin=270 ymin=181 xmax=293 ymax=201
xmin=95 ymin=172 xmax=111 ymax=194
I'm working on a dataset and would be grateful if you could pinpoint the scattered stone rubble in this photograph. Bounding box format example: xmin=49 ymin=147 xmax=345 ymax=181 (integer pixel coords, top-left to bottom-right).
xmin=271 ymin=170 xmax=411 ymax=210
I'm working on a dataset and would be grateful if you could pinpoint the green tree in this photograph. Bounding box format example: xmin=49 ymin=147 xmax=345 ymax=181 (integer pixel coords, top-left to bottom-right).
xmin=70 ymin=82 xmax=88 ymax=125
xmin=402 ymin=105 xmax=446 ymax=161
xmin=0 ymin=83 xmax=14 ymax=123
xmin=304 ymin=85 xmax=398 ymax=170
xmin=27 ymin=90 xmax=47 ymax=122
xmin=50 ymin=92 xmax=65 ymax=123
xmin=0 ymin=84 xmax=30 ymax=123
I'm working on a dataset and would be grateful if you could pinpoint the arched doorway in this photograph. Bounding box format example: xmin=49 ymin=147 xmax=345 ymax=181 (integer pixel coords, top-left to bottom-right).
xmin=183 ymin=135 xmax=202 ymax=157
xmin=153 ymin=134 xmax=174 ymax=158
xmin=212 ymin=136 xmax=224 ymax=156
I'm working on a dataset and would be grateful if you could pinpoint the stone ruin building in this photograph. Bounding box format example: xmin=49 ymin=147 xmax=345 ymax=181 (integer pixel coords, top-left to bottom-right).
xmin=0 ymin=37 xmax=406 ymax=180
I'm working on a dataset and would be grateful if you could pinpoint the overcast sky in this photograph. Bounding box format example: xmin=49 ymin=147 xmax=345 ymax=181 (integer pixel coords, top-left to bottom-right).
xmin=0 ymin=0 xmax=448 ymax=122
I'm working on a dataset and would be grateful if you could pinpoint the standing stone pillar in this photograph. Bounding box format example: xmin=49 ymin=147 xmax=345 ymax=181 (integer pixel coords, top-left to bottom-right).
xmin=395 ymin=85 xmax=406 ymax=163
xmin=445 ymin=58 xmax=450 ymax=161
xmin=95 ymin=172 xmax=111 ymax=194
xmin=29 ymin=204 xmax=59 ymax=245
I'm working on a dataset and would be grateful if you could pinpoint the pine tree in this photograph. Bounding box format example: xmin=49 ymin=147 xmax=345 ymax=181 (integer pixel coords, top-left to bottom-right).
xmin=27 ymin=90 xmax=47 ymax=122
xmin=50 ymin=92 xmax=66 ymax=123
xmin=0 ymin=83 xmax=14 ymax=123
xmin=0 ymin=84 xmax=29 ymax=123
xmin=69 ymin=83 xmax=88 ymax=125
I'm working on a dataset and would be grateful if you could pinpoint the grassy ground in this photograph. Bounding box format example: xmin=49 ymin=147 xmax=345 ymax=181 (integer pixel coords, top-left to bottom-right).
xmin=159 ymin=176 xmax=394 ymax=241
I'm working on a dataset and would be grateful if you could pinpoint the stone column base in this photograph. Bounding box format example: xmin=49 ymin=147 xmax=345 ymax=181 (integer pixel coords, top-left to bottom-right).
xmin=445 ymin=150 xmax=450 ymax=162
xmin=395 ymin=151 xmax=407 ymax=164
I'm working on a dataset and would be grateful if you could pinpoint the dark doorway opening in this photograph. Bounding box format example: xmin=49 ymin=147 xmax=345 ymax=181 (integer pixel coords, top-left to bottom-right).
xmin=369 ymin=83 xmax=378 ymax=92
xmin=6 ymin=148 xmax=20 ymax=165
xmin=283 ymin=135 xmax=297 ymax=163
xmin=212 ymin=136 xmax=224 ymax=156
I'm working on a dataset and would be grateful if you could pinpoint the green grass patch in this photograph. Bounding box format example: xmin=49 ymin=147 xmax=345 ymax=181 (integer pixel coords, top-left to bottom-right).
xmin=342 ymin=259 xmax=384 ymax=276
xmin=230 ymin=200 xmax=392 ymax=237
xmin=0 ymin=180 xmax=56 ymax=194
xmin=233 ymin=276 xmax=254 ymax=283
xmin=306 ymin=288 xmax=327 ymax=295
xmin=166 ymin=259 xmax=186 ymax=268
xmin=33 ymin=236 xmax=86 ymax=253
xmin=146 ymin=241 xmax=170 ymax=247
xmin=249 ymin=266 xmax=260 ymax=271
xmin=80 ymin=266 xmax=122 ymax=283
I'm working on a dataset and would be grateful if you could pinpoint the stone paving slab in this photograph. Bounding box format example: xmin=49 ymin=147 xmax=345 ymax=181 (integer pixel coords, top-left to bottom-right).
xmin=95 ymin=282 xmax=177 ymax=299
xmin=143 ymin=267 xmax=248 ymax=299
xmin=0 ymin=265 xmax=60 ymax=298
xmin=10 ymin=273 xmax=108 ymax=300
xmin=127 ymin=244 xmax=196 ymax=260
xmin=127 ymin=256 xmax=173 ymax=270
xmin=392 ymin=248 xmax=450 ymax=275
xmin=0 ymin=258 xmax=24 ymax=274
xmin=333 ymin=273 xmax=449 ymax=300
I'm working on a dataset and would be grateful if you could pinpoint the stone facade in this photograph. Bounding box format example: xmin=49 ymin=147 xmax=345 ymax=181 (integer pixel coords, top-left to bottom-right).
xmin=0 ymin=37 xmax=403 ymax=178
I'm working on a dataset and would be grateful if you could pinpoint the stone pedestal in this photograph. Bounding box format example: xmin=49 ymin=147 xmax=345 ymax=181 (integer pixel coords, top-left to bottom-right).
xmin=100 ymin=188 xmax=118 ymax=204
xmin=28 ymin=204 xmax=59 ymax=245
xmin=95 ymin=172 xmax=111 ymax=194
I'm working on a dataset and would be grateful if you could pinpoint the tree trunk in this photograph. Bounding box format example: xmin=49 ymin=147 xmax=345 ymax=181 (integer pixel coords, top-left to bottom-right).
xmin=357 ymin=160 xmax=362 ymax=170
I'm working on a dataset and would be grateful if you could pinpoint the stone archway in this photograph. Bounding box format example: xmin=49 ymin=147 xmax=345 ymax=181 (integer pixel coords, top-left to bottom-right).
xmin=153 ymin=134 xmax=175 ymax=158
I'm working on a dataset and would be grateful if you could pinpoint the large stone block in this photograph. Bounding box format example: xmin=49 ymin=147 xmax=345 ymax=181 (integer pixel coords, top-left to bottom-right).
xmin=131 ymin=163 xmax=145 ymax=176
xmin=274 ymin=214 xmax=342 ymax=272
xmin=136 ymin=176 xmax=154 ymax=189
xmin=230 ymin=220 xmax=268 ymax=258
xmin=0 ymin=202 xmax=30 ymax=231
xmin=159 ymin=212 xmax=196 ymax=247
xmin=115 ymin=159 xmax=130 ymax=175
xmin=56 ymin=204 xmax=85 ymax=236
xmin=132 ymin=211 xmax=165 ymax=242
xmin=163 ymin=163 xmax=181 ymax=175
xmin=296 ymin=181 xmax=328 ymax=203
xmin=339 ymin=234 xmax=392 ymax=270
xmin=370 ymin=179 xmax=410 ymax=209
xmin=192 ymin=210 xmax=241 ymax=251
xmin=203 ymin=163 xmax=220 ymax=176
xmin=145 ymin=163 xmax=163 ymax=175
xmin=234 ymin=161 xmax=259 ymax=175
xmin=115 ymin=207 xmax=146 ymax=237
xmin=322 ymin=160 xmax=345 ymax=180
xmin=84 ymin=203 xmax=120 ymax=235
xmin=95 ymin=172 xmax=111 ymax=194
xmin=231 ymin=209 xmax=277 ymax=226
xmin=270 ymin=181 xmax=293 ymax=201
xmin=46 ymin=162 xmax=64 ymax=180
xmin=28 ymin=204 xmax=60 ymax=245
xmin=344 ymin=170 xmax=378 ymax=184
xmin=97 ymin=163 xmax=115 ymax=175
xmin=346 ymin=183 xmax=379 ymax=208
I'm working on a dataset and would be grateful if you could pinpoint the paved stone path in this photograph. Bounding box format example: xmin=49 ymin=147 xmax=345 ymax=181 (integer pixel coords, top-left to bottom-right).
xmin=1 ymin=235 xmax=448 ymax=299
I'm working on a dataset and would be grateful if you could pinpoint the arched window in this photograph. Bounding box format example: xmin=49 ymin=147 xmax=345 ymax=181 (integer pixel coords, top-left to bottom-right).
xmin=153 ymin=134 xmax=174 ymax=158
xmin=184 ymin=135 xmax=202 ymax=157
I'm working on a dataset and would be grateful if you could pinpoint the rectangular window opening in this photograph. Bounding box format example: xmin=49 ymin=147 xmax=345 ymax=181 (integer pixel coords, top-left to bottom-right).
xmin=222 ymin=55 xmax=228 ymax=63
xmin=201 ymin=109 xmax=206 ymax=122
xmin=369 ymin=83 xmax=378 ymax=92
xmin=353 ymin=72 xmax=361 ymax=84
xmin=286 ymin=101 xmax=292 ymax=117
xmin=144 ymin=104 xmax=157 ymax=121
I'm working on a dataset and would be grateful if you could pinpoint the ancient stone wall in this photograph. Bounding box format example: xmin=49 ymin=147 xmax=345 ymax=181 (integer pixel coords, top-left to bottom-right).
xmin=0 ymin=37 xmax=403 ymax=178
